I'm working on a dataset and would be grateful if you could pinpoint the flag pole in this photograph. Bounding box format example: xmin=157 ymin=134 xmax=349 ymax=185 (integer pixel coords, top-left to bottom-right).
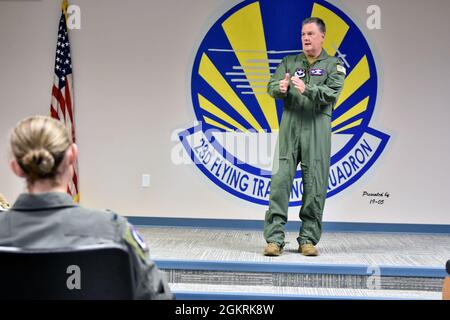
xmin=51 ymin=0 xmax=80 ymax=203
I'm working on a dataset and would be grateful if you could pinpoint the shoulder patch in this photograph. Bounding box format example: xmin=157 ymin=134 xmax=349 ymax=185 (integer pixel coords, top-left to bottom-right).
xmin=123 ymin=223 xmax=149 ymax=261
xmin=337 ymin=64 xmax=346 ymax=75
xmin=131 ymin=225 xmax=147 ymax=251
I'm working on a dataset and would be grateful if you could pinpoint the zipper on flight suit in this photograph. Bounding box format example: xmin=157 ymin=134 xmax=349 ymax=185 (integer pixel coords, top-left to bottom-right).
xmin=304 ymin=59 xmax=319 ymax=86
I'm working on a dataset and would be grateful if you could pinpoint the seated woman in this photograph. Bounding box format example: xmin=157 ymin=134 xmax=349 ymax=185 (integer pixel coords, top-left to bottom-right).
xmin=0 ymin=115 xmax=173 ymax=300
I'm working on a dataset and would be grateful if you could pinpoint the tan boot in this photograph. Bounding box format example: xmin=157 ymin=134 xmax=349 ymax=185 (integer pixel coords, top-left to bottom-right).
xmin=299 ymin=243 xmax=319 ymax=256
xmin=263 ymin=243 xmax=283 ymax=256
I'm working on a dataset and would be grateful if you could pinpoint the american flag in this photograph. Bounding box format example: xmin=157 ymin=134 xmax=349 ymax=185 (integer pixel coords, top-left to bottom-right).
xmin=50 ymin=0 xmax=80 ymax=202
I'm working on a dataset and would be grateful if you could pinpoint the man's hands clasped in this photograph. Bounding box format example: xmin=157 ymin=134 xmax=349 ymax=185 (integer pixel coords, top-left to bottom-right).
xmin=279 ymin=73 xmax=306 ymax=94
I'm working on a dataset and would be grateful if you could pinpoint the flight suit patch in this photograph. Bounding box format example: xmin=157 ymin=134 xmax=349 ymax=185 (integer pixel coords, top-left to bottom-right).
xmin=295 ymin=68 xmax=306 ymax=78
xmin=310 ymin=68 xmax=325 ymax=76
xmin=131 ymin=225 xmax=148 ymax=251
xmin=336 ymin=65 xmax=347 ymax=75
xmin=123 ymin=223 xmax=149 ymax=261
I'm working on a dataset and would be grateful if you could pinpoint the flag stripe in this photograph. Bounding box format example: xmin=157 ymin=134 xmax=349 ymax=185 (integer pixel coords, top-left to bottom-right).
xmin=64 ymin=77 xmax=75 ymax=142
xmin=52 ymin=84 xmax=66 ymax=120
xmin=50 ymin=105 xmax=59 ymax=119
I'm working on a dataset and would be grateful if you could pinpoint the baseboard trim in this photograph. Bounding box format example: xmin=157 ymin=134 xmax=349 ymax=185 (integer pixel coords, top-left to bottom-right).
xmin=126 ymin=216 xmax=450 ymax=234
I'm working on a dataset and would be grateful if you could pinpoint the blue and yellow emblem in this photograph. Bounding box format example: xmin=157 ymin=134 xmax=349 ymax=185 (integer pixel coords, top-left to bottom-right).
xmin=179 ymin=0 xmax=390 ymax=206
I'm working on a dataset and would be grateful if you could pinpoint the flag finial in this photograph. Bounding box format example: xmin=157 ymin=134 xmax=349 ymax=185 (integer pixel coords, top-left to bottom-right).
xmin=61 ymin=0 xmax=69 ymax=12
xmin=62 ymin=0 xmax=69 ymax=25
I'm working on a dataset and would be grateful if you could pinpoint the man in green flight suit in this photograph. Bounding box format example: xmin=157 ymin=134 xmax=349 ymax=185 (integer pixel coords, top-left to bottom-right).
xmin=263 ymin=17 xmax=346 ymax=256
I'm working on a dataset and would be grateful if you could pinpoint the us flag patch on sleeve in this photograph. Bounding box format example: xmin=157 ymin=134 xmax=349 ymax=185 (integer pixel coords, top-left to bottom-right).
xmin=337 ymin=65 xmax=347 ymax=75
xmin=130 ymin=225 xmax=148 ymax=251
xmin=123 ymin=223 xmax=149 ymax=261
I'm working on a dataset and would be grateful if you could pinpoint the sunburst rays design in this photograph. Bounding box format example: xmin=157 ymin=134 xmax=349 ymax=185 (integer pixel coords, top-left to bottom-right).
xmin=197 ymin=1 xmax=373 ymax=136
xmin=311 ymin=3 xmax=349 ymax=56
xmin=221 ymin=2 xmax=278 ymax=130
xmin=332 ymin=96 xmax=369 ymax=133
xmin=331 ymin=55 xmax=371 ymax=133
xmin=198 ymin=94 xmax=248 ymax=132
xmin=311 ymin=3 xmax=371 ymax=135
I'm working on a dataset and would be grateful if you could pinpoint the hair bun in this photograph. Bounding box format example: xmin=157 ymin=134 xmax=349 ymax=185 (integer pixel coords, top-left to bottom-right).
xmin=21 ymin=148 xmax=55 ymax=176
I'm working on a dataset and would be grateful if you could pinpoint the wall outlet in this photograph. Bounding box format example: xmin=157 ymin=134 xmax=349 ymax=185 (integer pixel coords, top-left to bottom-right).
xmin=141 ymin=174 xmax=151 ymax=188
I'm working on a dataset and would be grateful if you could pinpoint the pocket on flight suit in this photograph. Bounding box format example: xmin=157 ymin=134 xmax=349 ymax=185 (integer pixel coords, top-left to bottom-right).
xmin=309 ymin=70 xmax=332 ymax=118
xmin=272 ymin=135 xmax=289 ymax=176
xmin=312 ymin=158 xmax=326 ymax=214
xmin=272 ymin=154 xmax=290 ymax=177
xmin=315 ymin=104 xmax=332 ymax=117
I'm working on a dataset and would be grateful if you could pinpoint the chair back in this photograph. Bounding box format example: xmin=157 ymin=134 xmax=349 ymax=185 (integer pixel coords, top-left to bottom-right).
xmin=0 ymin=244 xmax=135 ymax=300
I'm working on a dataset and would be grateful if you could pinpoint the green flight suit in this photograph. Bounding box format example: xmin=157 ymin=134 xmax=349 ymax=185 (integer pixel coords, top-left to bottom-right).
xmin=264 ymin=49 xmax=345 ymax=248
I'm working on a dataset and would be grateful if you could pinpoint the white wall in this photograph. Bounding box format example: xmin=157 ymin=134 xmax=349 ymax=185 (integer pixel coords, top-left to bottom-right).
xmin=1 ymin=0 xmax=449 ymax=225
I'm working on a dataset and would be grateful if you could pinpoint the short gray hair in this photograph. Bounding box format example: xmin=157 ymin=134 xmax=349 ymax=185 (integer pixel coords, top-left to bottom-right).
xmin=302 ymin=17 xmax=326 ymax=34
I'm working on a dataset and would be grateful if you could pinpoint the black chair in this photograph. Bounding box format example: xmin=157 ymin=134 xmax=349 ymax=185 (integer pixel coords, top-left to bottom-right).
xmin=0 ymin=244 xmax=135 ymax=300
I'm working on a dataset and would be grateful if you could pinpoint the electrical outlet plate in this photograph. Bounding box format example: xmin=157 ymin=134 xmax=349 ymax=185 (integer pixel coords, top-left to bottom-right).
xmin=142 ymin=174 xmax=150 ymax=188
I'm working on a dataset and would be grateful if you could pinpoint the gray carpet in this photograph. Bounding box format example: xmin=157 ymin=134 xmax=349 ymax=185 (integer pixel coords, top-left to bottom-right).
xmin=138 ymin=227 xmax=450 ymax=267
xmin=137 ymin=227 xmax=448 ymax=299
